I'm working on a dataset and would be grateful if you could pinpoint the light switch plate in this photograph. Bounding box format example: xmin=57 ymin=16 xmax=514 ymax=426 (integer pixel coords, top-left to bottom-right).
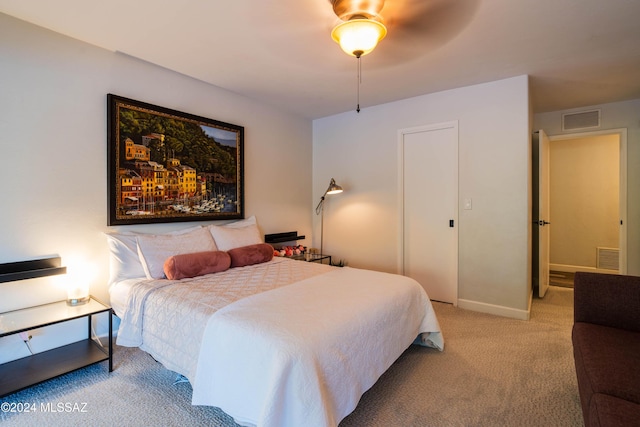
xmin=464 ymin=198 xmax=472 ymax=210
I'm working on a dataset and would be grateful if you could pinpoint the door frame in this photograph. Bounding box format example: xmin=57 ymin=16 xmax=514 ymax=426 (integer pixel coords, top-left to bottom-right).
xmin=397 ymin=121 xmax=459 ymax=303
xmin=547 ymin=128 xmax=627 ymax=274
xmin=533 ymin=130 xmax=551 ymax=297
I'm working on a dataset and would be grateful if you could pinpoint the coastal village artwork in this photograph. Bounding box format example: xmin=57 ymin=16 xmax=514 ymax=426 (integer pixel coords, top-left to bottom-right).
xmin=107 ymin=94 xmax=244 ymax=225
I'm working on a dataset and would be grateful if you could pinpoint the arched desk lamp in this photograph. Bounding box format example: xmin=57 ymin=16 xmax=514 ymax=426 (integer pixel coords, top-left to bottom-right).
xmin=315 ymin=178 xmax=343 ymax=256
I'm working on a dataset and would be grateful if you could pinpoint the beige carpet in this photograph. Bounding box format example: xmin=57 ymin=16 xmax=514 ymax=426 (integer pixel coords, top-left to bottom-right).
xmin=0 ymin=286 xmax=582 ymax=426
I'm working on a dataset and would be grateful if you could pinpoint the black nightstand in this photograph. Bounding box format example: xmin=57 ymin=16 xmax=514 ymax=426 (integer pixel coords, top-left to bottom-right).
xmin=0 ymin=296 xmax=113 ymax=397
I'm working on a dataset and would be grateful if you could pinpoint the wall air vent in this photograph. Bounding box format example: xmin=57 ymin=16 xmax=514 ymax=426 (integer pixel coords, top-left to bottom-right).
xmin=596 ymin=247 xmax=619 ymax=271
xmin=562 ymin=109 xmax=601 ymax=131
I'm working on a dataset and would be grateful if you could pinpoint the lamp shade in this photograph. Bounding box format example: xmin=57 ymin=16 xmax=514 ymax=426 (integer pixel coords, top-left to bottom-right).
xmin=326 ymin=178 xmax=343 ymax=195
xmin=331 ymin=18 xmax=387 ymax=57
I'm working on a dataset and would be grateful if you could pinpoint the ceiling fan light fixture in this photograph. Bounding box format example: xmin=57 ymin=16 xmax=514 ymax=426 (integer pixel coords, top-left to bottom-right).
xmin=331 ymin=18 xmax=387 ymax=57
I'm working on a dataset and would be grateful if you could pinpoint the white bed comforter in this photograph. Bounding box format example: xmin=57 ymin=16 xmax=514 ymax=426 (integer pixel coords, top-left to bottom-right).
xmin=191 ymin=266 xmax=443 ymax=427
xmin=116 ymin=258 xmax=333 ymax=382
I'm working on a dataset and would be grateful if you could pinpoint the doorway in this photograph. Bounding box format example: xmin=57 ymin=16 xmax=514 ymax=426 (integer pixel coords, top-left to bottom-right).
xmin=547 ymin=129 xmax=627 ymax=287
xmin=549 ymin=129 xmax=626 ymax=277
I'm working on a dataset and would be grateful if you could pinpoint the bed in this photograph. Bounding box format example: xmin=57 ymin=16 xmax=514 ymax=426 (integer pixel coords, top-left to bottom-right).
xmin=107 ymin=217 xmax=444 ymax=427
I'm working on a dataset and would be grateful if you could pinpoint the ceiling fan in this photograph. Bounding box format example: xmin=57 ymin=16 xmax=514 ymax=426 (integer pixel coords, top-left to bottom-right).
xmin=328 ymin=0 xmax=479 ymax=112
xmin=329 ymin=0 xmax=480 ymax=61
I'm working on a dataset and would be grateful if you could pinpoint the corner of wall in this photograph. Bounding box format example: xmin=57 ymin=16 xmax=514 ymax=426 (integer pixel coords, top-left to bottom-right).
xmin=458 ymin=298 xmax=531 ymax=321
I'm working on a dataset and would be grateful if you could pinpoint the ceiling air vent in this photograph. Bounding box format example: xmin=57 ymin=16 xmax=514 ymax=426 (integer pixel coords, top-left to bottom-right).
xmin=562 ymin=109 xmax=600 ymax=131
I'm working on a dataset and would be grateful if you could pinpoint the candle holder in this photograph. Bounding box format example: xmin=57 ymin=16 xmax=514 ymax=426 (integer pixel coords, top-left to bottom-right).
xmin=67 ymin=284 xmax=90 ymax=306
xmin=66 ymin=296 xmax=89 ymax=306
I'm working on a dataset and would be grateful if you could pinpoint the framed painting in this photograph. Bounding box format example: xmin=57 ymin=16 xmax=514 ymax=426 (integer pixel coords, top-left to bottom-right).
xmin=107 ymin=94 xmax=244 ymax=225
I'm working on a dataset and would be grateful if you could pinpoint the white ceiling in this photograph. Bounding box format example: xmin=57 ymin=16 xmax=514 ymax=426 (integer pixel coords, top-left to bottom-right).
xmin=2 ymin=0 xmax=640 ymax=119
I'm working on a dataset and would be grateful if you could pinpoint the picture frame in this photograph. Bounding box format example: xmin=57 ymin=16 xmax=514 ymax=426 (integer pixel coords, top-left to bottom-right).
xmin=107 ymin=94 xmax=244 ymax=226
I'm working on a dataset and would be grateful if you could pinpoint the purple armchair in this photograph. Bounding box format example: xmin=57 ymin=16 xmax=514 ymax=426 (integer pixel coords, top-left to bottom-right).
xmin=572 ymin=272 xmax=640 ymax=426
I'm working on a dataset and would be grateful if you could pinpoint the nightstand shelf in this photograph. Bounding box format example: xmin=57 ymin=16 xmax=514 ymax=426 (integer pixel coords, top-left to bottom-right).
xmin=0 ymin=297 xmax=112 ymax=398
xmin=291 ymin=254 xmax=332 ymax=265
xmin=0 ymin=339 xmax=108 ymax=397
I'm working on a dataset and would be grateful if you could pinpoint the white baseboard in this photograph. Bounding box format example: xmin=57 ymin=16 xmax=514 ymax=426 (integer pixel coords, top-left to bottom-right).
xmin=549 ymin=263 xmax=618 ymax=275
xmin=457 ymin=298 xmax=530 ymax=321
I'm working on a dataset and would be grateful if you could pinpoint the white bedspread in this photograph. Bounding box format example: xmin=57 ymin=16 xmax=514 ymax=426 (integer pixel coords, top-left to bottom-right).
xmin=191 ymin=266 xmax=443 ymax=427
xmin=116 ymin=258 xmax=335 ymax=382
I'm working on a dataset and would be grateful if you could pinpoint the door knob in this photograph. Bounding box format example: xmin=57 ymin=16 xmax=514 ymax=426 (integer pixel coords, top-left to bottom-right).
xmin=538 ymin=220 xmax=551 ymax=226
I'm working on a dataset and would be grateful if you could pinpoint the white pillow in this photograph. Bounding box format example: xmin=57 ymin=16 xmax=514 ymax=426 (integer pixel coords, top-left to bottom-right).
xmin=105 ymin=232 xmax=147 ymax=286
xmin=104 ymin=226 xmax=203 ymax=285
xmin=136 ymin=227 xmax=218 ymax=279
xmin=222 ymin=215 xmax=257 ymax=229
xmin=207 ymin=216 xmax=262 ymax=251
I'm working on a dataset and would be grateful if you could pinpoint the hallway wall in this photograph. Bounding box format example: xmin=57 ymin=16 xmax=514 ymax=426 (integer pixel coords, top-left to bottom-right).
xmin=550 ymin=134 xmax=619 ymax=270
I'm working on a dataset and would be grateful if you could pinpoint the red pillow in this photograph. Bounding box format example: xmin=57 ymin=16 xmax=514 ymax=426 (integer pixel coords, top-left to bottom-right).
xmin=228 ymin=243 xmax=274 ymax=268
xmin=163 ymin=250 xmax=231 ymax=280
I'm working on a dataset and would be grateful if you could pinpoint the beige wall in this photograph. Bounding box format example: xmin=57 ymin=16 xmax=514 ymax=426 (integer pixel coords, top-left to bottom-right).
xmin=550 ymin=135 xmax=619 ymax=269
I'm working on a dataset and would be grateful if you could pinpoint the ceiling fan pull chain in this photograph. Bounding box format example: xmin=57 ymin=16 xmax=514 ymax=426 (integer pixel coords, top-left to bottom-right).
xmin=356 ymin=54 xmax=362 ymax=113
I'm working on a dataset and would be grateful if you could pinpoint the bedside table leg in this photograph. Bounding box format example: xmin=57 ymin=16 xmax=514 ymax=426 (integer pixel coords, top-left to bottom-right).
xmin=109 ymin=309 xmax=113 ymax=372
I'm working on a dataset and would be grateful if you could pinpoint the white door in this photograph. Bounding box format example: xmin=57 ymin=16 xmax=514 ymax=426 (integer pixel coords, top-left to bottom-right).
xmin=533 ymin=130 xmax=551 ymax=298
xmin=399 ymin=122 xmax=458 ymax=304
